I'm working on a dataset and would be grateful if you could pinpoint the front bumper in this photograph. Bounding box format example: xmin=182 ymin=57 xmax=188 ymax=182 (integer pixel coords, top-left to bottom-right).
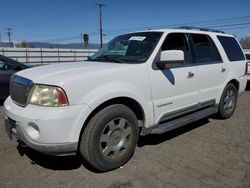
xmin=5 ymin=117 xmax=77 ymax=155
xmin=4 ymin=97 xmax=92 ymax=156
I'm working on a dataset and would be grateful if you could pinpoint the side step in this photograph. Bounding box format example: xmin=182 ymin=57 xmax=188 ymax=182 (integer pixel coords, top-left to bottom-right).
xmin=150 ymin=106 xmax=218 ymax=134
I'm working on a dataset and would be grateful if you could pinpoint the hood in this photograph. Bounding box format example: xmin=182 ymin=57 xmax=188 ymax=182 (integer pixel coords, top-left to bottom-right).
xmin=16 ymin=61 xmax=132 ymax=85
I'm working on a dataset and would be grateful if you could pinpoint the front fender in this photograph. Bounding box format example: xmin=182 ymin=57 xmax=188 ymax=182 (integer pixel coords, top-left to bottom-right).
xmin=79 ymin=81 xmax=154 ymax=128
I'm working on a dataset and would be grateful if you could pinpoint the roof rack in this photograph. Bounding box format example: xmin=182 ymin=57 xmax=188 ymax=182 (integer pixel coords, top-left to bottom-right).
xmin=178 ymin=26 xmax=225 ymax=34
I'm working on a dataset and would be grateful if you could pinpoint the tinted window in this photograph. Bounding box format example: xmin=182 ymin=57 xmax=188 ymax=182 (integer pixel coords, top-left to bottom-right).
xmin=190 ymin=34 xmax=221 ymax=63
xmin=0 ymin=60 xmax=14 ymax=70
xmin=217 ymin=36 xmax=245 ymax=61
xmin=161 ymin=33 xmax=190 ymax=64
xmin=245 ymin=53 xmax=250 ymax=60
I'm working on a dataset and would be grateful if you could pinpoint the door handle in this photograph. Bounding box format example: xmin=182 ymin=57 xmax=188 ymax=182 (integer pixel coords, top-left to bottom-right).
xmin=221 ymin=67 xmax=226 ymax=72
xmin=187 ymin=72 xmax=194 ymax=78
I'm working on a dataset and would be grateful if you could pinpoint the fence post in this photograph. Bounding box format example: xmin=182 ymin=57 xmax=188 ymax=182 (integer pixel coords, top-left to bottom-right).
xmin=74 ymin=49 xmax=76 ymax=62
xmin=40 ymin=48 xmax=43 ymax=64
xmin=57 ymin=48 xmax=60 ymax=63
xmin=2 ymin=48 xmax=4 ymax=56
xmin=25 ymin=48 xmax=29 ymax=64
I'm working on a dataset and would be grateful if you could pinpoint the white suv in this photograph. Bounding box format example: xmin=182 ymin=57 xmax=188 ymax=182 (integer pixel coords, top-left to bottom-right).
xmin=4 ymin=27 xmax=248 ymax=171
xmin=245 ymin=53 xmax=250 ymax=80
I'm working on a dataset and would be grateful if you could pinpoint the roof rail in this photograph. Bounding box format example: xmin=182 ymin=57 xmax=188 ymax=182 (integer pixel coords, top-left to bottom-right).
xmin=178 ymin=26 xmax=225 ymax=34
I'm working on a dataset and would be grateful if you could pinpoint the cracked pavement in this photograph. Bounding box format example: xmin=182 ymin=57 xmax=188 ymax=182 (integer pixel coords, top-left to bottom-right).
xmin=0 ymin=85 xmax=250 ymax=188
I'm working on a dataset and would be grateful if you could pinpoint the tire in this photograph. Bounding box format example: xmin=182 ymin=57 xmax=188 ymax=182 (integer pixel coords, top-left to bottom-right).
xmin=218 ymin=83 xmax=238 ymax=119
xmin=80 ymin=104 xmax=139 ymax=171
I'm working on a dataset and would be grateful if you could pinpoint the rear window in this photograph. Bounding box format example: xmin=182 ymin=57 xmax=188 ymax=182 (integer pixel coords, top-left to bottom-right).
xmin=245 ymin=53 xmax=250 ymax=60
xmin=217 ymin=36 xmax=245 ymax=61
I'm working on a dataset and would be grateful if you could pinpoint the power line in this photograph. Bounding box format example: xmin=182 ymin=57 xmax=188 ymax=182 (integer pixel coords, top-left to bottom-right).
xmin=204 ymin=22 xmax=250 ymax=29
xmin=41 ymin=31 xmax=99 ymax=43
xmin=30 ymin=15 xmax=250 ymax=43
xmin=103 ymin=15 xmax=250 ymax=33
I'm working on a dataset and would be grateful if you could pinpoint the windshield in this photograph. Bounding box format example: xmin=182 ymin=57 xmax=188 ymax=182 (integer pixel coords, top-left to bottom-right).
xmin=89 ymin=32 xmax=163 ymax=63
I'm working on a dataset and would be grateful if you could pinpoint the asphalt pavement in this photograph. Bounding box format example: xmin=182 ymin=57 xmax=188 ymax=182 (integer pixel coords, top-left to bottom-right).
xmin=0 ymin=85 xmax=250 ymax=188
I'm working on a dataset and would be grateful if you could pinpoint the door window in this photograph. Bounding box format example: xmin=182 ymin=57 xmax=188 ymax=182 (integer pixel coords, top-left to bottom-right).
xmin=161 ymin=33 xmax=190 ymax=64
xmin=190 ymin=34 xmax=221 ymax=63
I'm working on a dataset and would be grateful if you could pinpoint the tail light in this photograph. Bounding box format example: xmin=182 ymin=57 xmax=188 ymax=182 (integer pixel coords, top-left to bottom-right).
xmin=245 ymin=61 xmax=249 ymax=76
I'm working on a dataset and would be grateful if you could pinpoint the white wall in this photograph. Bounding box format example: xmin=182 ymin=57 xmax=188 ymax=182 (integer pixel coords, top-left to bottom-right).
xmin=0 ymin=47 xmax=98 ymax=65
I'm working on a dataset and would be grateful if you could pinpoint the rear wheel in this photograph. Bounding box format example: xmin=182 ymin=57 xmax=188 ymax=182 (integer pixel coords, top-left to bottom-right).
xmin=80 ymin=104 xmax=139 ymax=171
xmin=218 ymin=83 xmax=238 ymax=119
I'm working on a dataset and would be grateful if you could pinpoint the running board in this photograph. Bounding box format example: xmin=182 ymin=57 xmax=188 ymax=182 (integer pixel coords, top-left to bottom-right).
xmin=150 ymin=106 xmax=218 ymax=135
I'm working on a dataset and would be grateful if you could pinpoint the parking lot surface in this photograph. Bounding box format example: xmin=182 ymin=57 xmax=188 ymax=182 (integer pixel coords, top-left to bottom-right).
xmin=0 ymin=86 xmax=250 ymax=188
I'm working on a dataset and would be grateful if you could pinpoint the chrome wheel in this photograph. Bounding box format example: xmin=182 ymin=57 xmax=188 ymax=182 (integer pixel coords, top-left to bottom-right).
xmin=100 ymin=117 xmax=132 ymax=159
xmin=223 ymin=89 xmax=236 ymax=114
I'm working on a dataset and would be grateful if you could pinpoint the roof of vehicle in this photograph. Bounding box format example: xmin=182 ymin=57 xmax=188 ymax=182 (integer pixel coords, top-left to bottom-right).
xmin=131 ymin=27 xmax=234 ymax=37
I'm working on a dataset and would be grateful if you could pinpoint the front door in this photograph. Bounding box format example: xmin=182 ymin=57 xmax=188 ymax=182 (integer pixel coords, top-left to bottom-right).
xmin=149 ymin=33 xmax=200 ymax=123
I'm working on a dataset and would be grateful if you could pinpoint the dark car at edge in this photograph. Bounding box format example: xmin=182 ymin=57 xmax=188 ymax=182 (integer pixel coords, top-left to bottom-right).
xmin=0 ymin=55 xmax=29 ymax=100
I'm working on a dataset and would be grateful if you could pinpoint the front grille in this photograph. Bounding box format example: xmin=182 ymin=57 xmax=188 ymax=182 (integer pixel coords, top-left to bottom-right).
xmin=10 ymin=75 xmax=33 ymax=107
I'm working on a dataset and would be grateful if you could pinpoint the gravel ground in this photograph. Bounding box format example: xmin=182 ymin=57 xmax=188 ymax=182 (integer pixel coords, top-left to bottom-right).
xmin=0 ymin=85 xmax=250 ymax=188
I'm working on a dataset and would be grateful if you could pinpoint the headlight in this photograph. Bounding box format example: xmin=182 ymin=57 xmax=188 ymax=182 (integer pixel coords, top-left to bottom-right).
xmin=29 ymin=85 xmax=69 ymax=107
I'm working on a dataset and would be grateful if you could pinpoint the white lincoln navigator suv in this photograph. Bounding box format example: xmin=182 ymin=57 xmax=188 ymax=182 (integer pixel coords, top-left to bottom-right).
xmin=4 ymin=27 xmax=248 ymax=171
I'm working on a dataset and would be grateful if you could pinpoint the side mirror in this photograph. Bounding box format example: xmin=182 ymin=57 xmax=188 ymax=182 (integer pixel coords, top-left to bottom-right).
xmin=156 ymin=50 xmax=184 ymax=69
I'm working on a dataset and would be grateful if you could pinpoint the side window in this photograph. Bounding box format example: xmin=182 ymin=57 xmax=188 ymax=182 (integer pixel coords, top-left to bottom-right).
xmin=246 ymin=53 xmax=250 ymax=60
xmin=0 ymin=60 xmax=13 ymax=71
xmin=217 ymin=36 xmax=245 ymax=61
xmin=190 ymin=34 xmax=221 ymax=63
xmin=161 ymin=33 xmax=190 ymax=64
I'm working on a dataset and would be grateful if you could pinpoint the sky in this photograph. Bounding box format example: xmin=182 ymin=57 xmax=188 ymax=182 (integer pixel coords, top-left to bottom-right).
xmin=0 ymin=0 xmax=250 ymax=44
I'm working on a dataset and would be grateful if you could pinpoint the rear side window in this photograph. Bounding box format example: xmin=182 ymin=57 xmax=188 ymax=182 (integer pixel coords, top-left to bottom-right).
xmin=190 ymin=34 xmax=221 ymax=63
xmin=245 ymin=53 xmax=250 ymax=60
xmin=217 ymin=36 xmax=245 ymax=61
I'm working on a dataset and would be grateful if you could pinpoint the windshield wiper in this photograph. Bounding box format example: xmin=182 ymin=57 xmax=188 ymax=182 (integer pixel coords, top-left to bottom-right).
xmin=96 ymin=55 xmax=125 ymax=64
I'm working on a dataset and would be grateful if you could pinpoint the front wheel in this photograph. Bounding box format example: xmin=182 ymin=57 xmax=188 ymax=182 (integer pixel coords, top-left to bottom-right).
xmin=218 ymin=83 xmax=238 ymax=119
xmin=80 ymin=104 xmax=139 ymax=171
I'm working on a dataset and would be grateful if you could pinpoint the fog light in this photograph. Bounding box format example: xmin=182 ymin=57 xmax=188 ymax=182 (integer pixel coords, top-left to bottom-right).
xmin=26 ymin=122 xmax=40 ymax=140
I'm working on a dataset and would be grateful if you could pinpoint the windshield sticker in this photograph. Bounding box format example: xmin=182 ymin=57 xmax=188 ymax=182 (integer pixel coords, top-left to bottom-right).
xmin=129 ymin=36 xmax=146 ymax=41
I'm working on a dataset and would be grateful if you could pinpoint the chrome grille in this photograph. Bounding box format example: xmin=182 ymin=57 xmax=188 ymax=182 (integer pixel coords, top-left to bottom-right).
xmin=10 ymin=75 xmax=33 ymax=107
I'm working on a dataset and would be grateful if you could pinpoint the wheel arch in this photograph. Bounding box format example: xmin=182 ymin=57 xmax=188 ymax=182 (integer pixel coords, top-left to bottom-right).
xmin=228 ymin=79 xmax=239 ymax=92
xmin=77 ymin=97 xmax=145 ymax=146
xmin=217 ymin=78 xmax=240 ymax=103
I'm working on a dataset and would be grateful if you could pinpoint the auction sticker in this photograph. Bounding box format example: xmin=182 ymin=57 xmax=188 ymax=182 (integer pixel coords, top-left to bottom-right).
xmin=129 ymin=36 xmax=146 ymax=41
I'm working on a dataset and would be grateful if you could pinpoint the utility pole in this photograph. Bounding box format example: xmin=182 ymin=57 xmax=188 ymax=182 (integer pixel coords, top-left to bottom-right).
xmin=96 ymin=3 xmax=105 ymax=48
xmin=5 ymin=28 xmax=13 ymax=47
xmin=81 ymin=34 xmax=83 ymax=48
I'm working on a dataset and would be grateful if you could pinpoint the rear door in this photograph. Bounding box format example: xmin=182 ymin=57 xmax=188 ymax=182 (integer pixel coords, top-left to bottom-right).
xmin=188 ymin=33 xmax=227 ymax=104
xmin=0 ymin=59 xmax=16 ymax=99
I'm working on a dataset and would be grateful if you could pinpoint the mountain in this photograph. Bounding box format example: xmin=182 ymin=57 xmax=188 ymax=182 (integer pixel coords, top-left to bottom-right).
xmin=29 ymin=42 xmax=100 ymax=49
